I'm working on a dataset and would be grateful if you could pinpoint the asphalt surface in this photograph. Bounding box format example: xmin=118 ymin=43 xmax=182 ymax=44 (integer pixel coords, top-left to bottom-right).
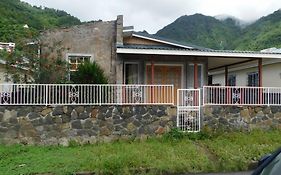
xmin=183 ymin=171 xmax=253 ymax=175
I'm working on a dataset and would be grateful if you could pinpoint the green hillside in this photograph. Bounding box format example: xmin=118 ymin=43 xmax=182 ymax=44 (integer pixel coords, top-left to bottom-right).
xmin=156 ymin=14 xmax=241 ymax=50
xmin=235 ymin=10 xmax=281 ymax=50
xmin=0 ymin=0 xmax=81 ymax=43
xmin=156 ymin=10 xmax=281 ymax=51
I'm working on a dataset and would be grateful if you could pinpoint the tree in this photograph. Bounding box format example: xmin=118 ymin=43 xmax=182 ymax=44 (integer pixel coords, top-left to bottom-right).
xmin=71 ymin=61 xmax=108 ymax=84
xmin=1 ymin=42 xmax=69 ymax=84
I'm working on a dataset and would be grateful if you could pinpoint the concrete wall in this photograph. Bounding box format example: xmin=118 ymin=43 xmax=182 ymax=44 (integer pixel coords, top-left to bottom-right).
xmin=40 ymin=18 xmax=120 ymax=83
xmin=212 ymin=61 xmax=281 ymax=87
xmin=0 ymin=105 xmax=176 ymax=145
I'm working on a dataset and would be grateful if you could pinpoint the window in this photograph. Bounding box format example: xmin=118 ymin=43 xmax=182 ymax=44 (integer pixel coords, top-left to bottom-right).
xmin=125 ymin=63 xmax=139 ymax=84
xmin=248 ymin=72 xmax=259 ymax=87
xmin=228 ymin=75 xmax=236 ymax=86
xmin=67 ymin=54 xmax=92 ymax=81
xmin=68 ymin=54 xmax=92 ymax=72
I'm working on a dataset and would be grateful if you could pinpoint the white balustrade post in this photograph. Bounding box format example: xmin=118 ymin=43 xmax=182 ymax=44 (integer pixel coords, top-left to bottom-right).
xmin=267 ymin=88 xmax=270 ymax=106
xmin=99 ymin=85 xmax=101 ymax=106
xmin=45 ymin=84 xmax=48 ymax=106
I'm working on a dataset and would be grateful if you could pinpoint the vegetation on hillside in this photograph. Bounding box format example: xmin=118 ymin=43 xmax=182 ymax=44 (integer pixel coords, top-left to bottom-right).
xmin=156 ymin=14 xmax=241 ymax=50
xmin=0 ymin=0 xmax=81 ymax=43
xmin=0 ymin=129 xmax=281 ymax=174
xmin=235 ymin=10 xmax=281 ymax=50
xmin=156 ymin=10 xmax=281 ymax=51
xmin=0 ymin=0 xmax=81 ymax=83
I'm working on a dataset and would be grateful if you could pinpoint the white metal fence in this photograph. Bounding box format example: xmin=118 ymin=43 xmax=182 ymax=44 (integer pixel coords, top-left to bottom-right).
xmin=203 ymin=86 xmax=281 ymax=106
xmin=177 ymin=89 xmax=201 ymax=132
xmin=0 ymin=84 xmax=174 ymax=105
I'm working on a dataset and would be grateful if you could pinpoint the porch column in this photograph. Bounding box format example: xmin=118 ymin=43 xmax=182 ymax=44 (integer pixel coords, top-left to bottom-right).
xmin=151 ymin=60 xmax=155 ymax=84
xmin=194 ymin=63 xmax=198 ymax=89
xmin=225 ymin=66 xmax=228 ymax=86
xmin=116 ymin=55 xmax=123 ymax=84
xmin=258 ymin=58 xmax=262 ymax=87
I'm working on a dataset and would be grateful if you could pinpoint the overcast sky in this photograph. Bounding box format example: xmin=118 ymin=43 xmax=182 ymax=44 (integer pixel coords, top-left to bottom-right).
xmin=21 ymin=0 xmax=281 ymax=34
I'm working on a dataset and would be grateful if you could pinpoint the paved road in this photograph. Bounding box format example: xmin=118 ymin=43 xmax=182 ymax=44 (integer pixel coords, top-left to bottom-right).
xmin=183 ymin=171 xmax=253 ymax=175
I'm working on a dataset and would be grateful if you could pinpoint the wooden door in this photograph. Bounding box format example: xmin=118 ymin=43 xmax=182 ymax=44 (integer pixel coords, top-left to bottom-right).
xmin=146 ymin=65 xmax=182 ymax=104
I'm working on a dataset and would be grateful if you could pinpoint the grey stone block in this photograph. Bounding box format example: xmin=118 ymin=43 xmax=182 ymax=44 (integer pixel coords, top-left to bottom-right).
xmin=78 ymin=112 xmax=89 ymax=120
xmin=28 ymin=112 xmax=41 ymax=120
xmin=61 ymin=114 xmax=71 ymax=123
xmin=84 ymin=119 xmax=93 ymax=129
xmin=71 ymin=120 xmax=82 ymax=129
xmin=52 ymin=106 xmax=64 ymax=116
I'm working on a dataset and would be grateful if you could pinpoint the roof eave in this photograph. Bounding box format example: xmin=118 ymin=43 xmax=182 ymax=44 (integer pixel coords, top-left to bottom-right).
xmin=117 ymin=48 xmax=281 ymax=59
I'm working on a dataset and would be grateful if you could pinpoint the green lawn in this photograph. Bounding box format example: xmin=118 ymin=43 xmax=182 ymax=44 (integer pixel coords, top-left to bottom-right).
xmin=0 ymin=129 xmax=281 ymax=175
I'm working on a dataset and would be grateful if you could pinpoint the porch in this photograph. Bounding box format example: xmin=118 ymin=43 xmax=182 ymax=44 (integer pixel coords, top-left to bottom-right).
xmin=117 ymin=53 xmax=207 ymax=90
xmin=116 ymin=46 xmax=281 ymax=90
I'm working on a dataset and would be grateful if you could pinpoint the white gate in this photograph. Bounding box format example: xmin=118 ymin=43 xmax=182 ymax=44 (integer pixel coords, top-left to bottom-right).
xmin=177 ymin=89 xmax=201 ymax=132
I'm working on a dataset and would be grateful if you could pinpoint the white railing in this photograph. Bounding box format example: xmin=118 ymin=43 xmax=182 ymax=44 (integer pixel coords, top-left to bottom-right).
xmin=203 ymin=86 xmax=281 ymax=106
xmin=0 ymin=84 xmax=174 ymax=105
xmin=177 ymin=89 xmax=201 ymax=132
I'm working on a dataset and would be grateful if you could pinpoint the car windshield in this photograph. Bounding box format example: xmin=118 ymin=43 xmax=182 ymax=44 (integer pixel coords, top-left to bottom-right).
xmin=261 ymin=152 xmax=281 ymax=175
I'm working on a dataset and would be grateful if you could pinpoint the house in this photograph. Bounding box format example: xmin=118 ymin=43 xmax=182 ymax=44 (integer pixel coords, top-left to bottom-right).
xmin=0 ymin=42 xmax=15 ymax=53
xmin=39 ymin=15 xmax=281 ymax=91
xmin=210 ymin=48 xmax=281 ymax=87
xmin=0 ymin=16 xmax=281 ymax=142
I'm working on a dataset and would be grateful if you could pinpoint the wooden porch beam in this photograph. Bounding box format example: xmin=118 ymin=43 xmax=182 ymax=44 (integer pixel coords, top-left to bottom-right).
xmin=151 ymin=60 xmax=154 ymax=84
xmin=225 ymin=66 xmax=228 ymax=86
xmin=209 ymin=59 xmax=258 ymax=71
xmin=194 ymin=63 xmax=198 ymax=89
xmin=258 ymin=58 xmax=262 ymax=87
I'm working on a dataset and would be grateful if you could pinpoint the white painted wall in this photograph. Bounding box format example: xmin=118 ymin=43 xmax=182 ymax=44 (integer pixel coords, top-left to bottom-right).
xmin=212 ymin=62 xmax=281 ymax=87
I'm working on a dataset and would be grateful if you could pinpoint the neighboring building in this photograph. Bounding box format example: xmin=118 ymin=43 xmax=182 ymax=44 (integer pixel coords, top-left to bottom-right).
xmin=210 ymin=48 xmax=281 ymax=87
xmin=0 ymin=42 xmax=15 ymax=83
xmin=39 ymin=15 xmax=281 ymax=90
xmin=0 ymin=42 xmax=15 ymax=53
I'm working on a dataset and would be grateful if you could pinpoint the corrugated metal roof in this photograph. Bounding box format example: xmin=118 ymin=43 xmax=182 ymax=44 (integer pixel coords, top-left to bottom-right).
xmin=118 ymin=44 xmax=281 ymax=55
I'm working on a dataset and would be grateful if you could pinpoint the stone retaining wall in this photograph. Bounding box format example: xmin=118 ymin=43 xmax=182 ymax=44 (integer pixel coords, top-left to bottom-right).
xmin=0 ymin=106 xmax=176 ymax=145
xmin=2 ymin=105 xmax=281 ymax=145
xmin=203 ymin=106 xmax=281 ymax=130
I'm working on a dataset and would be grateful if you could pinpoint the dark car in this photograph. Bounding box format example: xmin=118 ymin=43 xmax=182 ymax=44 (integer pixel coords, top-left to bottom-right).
xmin=252 ymin=147 xmax=281 ymax=175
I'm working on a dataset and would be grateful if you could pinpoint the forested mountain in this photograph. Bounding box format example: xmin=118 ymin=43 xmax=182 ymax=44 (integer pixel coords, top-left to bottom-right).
xmin=156 ymin=10 xmax=281 ymax=51
xmin=235 ymin=10 xmax=281 ymax=50
xmin=156 ymin=14 xmax=241 ymax=50
xmin=0 ymin=0 xmax=81 ymax=44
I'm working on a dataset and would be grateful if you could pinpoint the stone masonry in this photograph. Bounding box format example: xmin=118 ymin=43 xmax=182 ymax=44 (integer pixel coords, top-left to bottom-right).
xmin=203 ymin=106 xmax=281 ymax=130
xmin=0 ymin=105 xmax=176 ymax=145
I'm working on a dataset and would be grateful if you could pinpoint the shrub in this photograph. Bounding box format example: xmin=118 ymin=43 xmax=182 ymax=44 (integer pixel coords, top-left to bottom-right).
xmin=71 ymin=61 xmax=108 ymax=84
xmin=163 ymin=128 xmax=184 ymax=141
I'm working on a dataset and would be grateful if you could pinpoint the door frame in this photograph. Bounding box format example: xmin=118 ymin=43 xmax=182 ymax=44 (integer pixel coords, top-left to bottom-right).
xmin=144 ymin=62 xmax=184 ymax=88
xmin=123 ymin=61 xmax=141 ymax=84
